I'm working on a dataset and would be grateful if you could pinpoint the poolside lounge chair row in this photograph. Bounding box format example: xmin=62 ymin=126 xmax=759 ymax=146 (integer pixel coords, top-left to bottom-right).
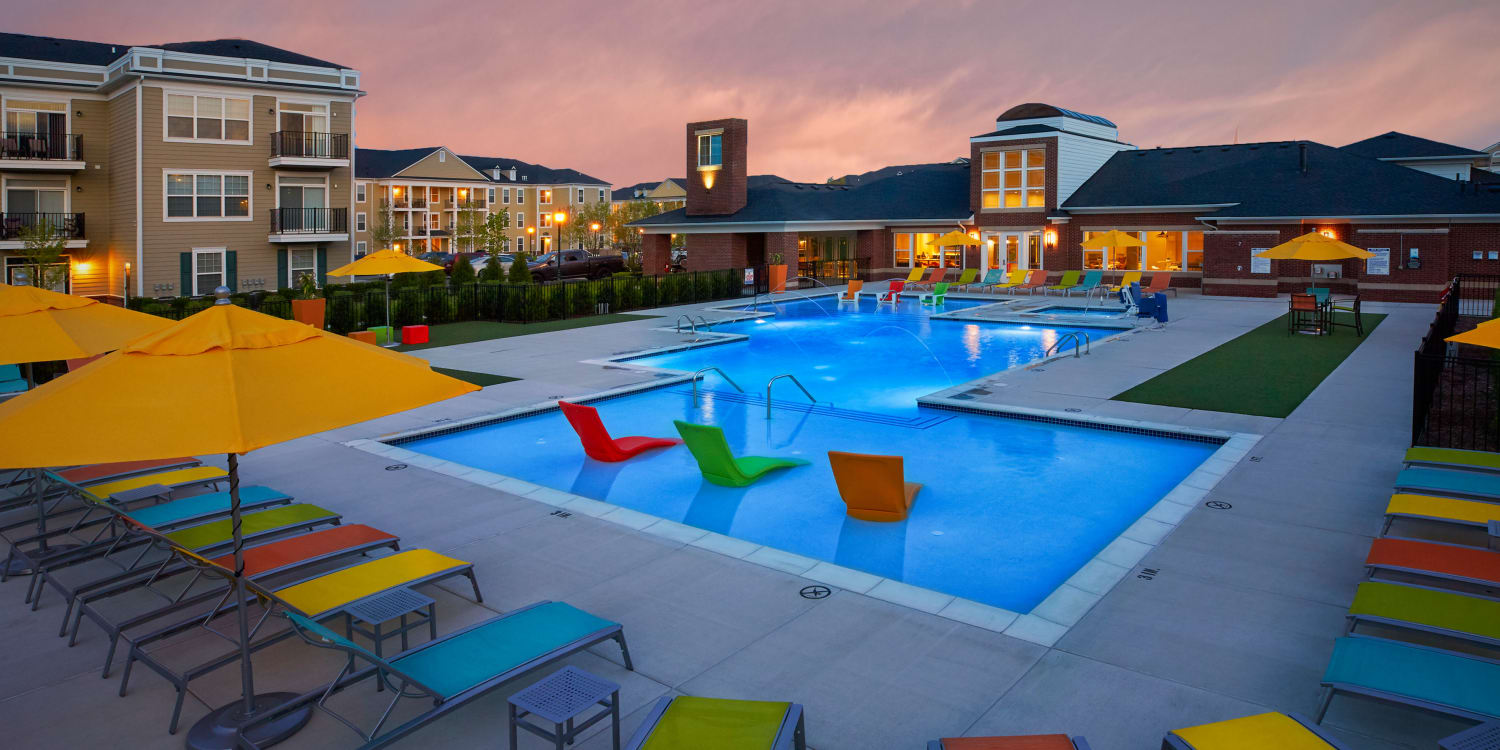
xmin=884 ymin=267 xmax=1180 ymax=298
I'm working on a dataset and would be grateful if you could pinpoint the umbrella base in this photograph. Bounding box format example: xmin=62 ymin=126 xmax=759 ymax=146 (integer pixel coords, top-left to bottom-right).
xmin=4 ymin=543 xmax=83 ymax=576
xmin=186 ymin=692 xmax=310 ymax=750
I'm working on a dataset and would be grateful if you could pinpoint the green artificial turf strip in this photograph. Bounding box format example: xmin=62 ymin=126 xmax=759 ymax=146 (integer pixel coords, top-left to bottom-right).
xmin=430 ymin=367 xmax=519 ymax=388
xmin=1111 ymin=311 xmax=1385 ymax=418
xmin=395 ymin=314 xmax=659 ymax=352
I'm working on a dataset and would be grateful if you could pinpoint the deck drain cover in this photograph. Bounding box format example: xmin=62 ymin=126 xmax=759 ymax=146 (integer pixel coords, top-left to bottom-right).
xmin=1206 ymin=500 xmax=1232 ymax=510
xmin=384 ymin=464 xmax=407 ymax=471
xmin=549 ymin=510 xmax=572 ymax=518
xmin=1249 ymin=456 xmax=1263 ymax=462
xmin=800 ymin=585 xmax=831 ymax=600
xmin=1064 ymin=408 xmax=1083 ymax=413
xmin=1032 ymin=368 xmax=1046 ymax=373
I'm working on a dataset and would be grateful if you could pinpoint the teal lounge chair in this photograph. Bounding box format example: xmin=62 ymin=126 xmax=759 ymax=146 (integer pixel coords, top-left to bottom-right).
xmin=674 ymin=420 xmax=808 ymax=487
xmin=1317 ymin=635 xmax=1500 ymax=723
xmin=1075 ymin=269 xmax=1104 ymax=297
xmin=248 ymin=601 xmax=632 ymax=749
xmin=973 ymin=268 xmax=1007 ymax=292
xmin=1404 ymin=446 xmax=1500 ymax=474
xmin=1393 ymin=467 xmax=1500 ymax=501
xmin=628 ymin=696 xmax=806 ymax=750
xmin=0 ymin=364 xmax=28 ymax=396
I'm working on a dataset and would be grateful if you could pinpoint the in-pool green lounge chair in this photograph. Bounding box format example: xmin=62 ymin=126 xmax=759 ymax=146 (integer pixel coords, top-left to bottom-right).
xmin=627 ymin=696 xmax=805 ymax=750
xmin=1383 ymin=493 xmax=1500 ymax=536
xmin=1317 ymin=635 xmax=1500 ymax=723
xmin=1347 ymin=581 xmax=1500 ymax=647
xmin=242 ymin=601 xmax=631 ymax=750
xmin=674 ymin=421 xmax=808 ymax=487
xmin=1404 ymin=446 xmax=1500 ymax=474
xmin=921 ymin=282 xmax=950 ymax=306
xmin=1044 ymin=270 xmax=1081 ymax=295
xmin=1394 ymin=467 xmax=1500 ymax=501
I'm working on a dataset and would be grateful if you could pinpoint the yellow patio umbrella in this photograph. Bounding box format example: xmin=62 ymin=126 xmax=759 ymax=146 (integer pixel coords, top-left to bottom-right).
xmin=0 ymin=282 xmax=171 ymax=366
xmin=326 ymin=248 xmax=445 ymax=334
xmin=1079 ymin=229 xmax=1145 ymax=249
xmin=0 ymin=292 xmax=478 ymax=746
xmin=925 ymin=230 xmax=981 ymax=247
xmin=1255 ymin=232 xmax=1373 ymax=292
xmin=1446 ymin=318 xmax=1500 ymax=349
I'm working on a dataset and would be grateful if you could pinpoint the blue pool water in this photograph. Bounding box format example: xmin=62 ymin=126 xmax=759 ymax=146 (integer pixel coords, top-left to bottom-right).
xmin=402 ymin=294 xmax=1217 ymax=613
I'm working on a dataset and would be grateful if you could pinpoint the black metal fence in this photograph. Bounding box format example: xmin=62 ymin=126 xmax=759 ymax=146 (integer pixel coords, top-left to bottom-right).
xmin=1413 ymin=276 xmax=1500 ymax=449
xmin=127 ymin=268 xmax=751 ymax=334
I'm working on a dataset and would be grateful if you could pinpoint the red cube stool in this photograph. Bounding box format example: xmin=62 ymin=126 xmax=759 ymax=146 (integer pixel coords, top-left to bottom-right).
xmin=401 ymin=325 xmax=429 ymax=345
xmin=348 ymin=330 xmax=378 ymax=345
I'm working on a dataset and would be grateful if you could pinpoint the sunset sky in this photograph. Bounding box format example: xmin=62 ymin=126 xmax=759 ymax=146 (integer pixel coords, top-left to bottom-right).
xmin=10 ymin=1 xmax=1499 ymax=186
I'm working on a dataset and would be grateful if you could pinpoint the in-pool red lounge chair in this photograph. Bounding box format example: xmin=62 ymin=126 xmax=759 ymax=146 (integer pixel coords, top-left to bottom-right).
xmin=559 ymin=401 xmax=681 ymax=462
xmin=879 ymin=280 xmax=906 ymax=304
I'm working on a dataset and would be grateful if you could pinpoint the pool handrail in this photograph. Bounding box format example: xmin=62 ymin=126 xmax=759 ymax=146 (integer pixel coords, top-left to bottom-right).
xmin=674 ymin=315 xmax=699 ymax=335
xmin=767 ymin=373 xmax=817 ymax=419
xmin=693 ymin=367 xmax=744 ymax=407
xmin=1044 ymin=331 xmax=1090 ymax=358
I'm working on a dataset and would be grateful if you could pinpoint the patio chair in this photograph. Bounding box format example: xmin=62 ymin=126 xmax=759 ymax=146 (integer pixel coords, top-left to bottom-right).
xmin=920 ymin=282 xmax=950 ymax=306
xmin=828 ymin=451 xmax=921 ymax=522
xmin=1108 ymin=271 xmax=1142 ymax=293
xmin=973 ymin=269 xmax=1007 ymax=293
xmin=1329 ymin=295 xmax=1363 ymax=336
xmin=1016 ymin=269 xmax=1051 ymax=294
xmin=1043 ymin=270 xmax=1081 ymax=296
xmin=1403 ymin=446 xmax=1500 ymax=473
xmin=1317 ymin=635 xmax=1500 ymax=724
xmin=1288 ymin=293 xmax=1323 ymax=336
xmin=0 ymin=363 xmax=28 ymax=396
xmin=55 ymin=458 xmax=202 ymax=487
xmin=1383 ymin=493 xmax=1500 ymax=536
xmin=1074 ymin=270 xmax=1105 ymax=297
xmin=950 ymin=268 xmax=979 ymax=291
xmin=246 ymin=601 xmax=630 ymax=750
xmin=1346 ymin=581 xmax=1500 ymax=648
xmin=80 ymin=466 xmax=227 ymax=501
xmin=558 ymin=401 xmax=680 ymax=463
xmin=878 ymin=280 xmax=905 ymax=304
xmin=1143 ymin=272 xmax=1177 ymax=297
xmin=673 ymin=420 xmax=807 ymax=487
xmin=909 ymin=267 xmax=948 ymax=291
xmin=1163 ymin=712 xmax=1347 ymax=749
xmin=627 ymin=696 xmax=805 ymax=750
xmin=930 ymin=737 xmax=1090 ymax=750
xmin=839 ymin=279 xmax=864 ymax=302
xmin=993 ymin=270 xmax=1028 ymax=293
xmin=1364 ymin=537 xmax=1500 ymax=589
xmin=1393 ymin=467 xmax=1500 ymax=501
xmin=904 ymin=267 xmax=927 ymax=284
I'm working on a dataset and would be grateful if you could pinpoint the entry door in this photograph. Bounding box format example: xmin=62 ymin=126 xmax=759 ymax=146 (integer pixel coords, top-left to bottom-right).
xmin=279 ymin=183 xmax=326 ymax=230
xmin=992 ymin=232 xmax=1042 ymax=271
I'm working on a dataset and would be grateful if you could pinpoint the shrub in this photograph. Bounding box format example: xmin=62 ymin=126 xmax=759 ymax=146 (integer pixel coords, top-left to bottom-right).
xmin=479 ymin=253 xmax=505 ymax=282
xmin=450 ymin=255 xmax=476 ymax=286
xmin=525 ymin=285 xmax=552 ymax=321
xmin=423 ymin=286 xmax=452 ymax=324
xmin=453 ymin=283 xmax=478 ymax=321
xmin=508 ymin=252 xmax=532 ymax=284
xmin=693 ymin=272 xmax=713 ymax=302
xmin=571 ymin=282 xmax=596 ymax=316
xmin=618 ymin=278 xmax=643 ymax=310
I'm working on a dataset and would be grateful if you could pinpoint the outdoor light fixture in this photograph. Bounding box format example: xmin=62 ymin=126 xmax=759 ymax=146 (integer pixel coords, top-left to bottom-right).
xmin=74 ymin=261 xmax=91 ymax=273
xmin=1319 ymin=228 xmax=1336 ymax=239
xmin=701 ymin=169 xmax=716 ymax=190
xmin=590 ymin=222 xmax=601 ymax=231
xmin=527 ymin=226 xmax=535 ymax=234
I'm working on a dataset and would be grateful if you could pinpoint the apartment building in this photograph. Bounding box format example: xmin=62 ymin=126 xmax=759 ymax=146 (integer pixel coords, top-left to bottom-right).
xmin=353 ymin=146 xmax=610 ymax=258
xmin=0 ymin=31 xmax=360 ymax=300
xmin=611 ymin=178 xmax=686 ymax=210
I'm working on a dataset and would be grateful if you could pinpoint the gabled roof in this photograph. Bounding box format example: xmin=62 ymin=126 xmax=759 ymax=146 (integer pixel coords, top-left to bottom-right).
xmin=355 ymin=147 xmax=446 ymax=179
xmin=996 ymin=103 xmax=1115 ymax=128
xmin=631 ymin=163 xmax=968 ymax=227
xmin=612 ymin=178 xmax=688 ymax=201
xmin=1063 ymin=140 xmax=1500 ymax=218
xmin=0 ymin=32 xmax=345 ymax=69
xmin=1340 ymin=131 xmax=1487 ymax=160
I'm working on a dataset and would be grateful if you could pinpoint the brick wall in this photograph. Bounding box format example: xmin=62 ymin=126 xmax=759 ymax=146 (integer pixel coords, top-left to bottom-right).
xmin=764 ymin=231 xmax=799 ymax=266
xmin=684 ymin=233 xmax=747 ymax=271
xmin=685 ymin=118 xmax=748 ymax=216
xmin=641 ymin=233 xmax=672 ymax=274
xmin=970 ymin=136 xmax=1058 ymax=222
xmin=856 ymin=228 xmax=890 ymax=268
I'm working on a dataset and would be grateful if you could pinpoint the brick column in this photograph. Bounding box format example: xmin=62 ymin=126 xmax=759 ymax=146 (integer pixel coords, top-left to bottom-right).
xmin=855 ymin=228 xmax=890 ymax=269
xmin=641 ymin=233 xmax=672 ymax=274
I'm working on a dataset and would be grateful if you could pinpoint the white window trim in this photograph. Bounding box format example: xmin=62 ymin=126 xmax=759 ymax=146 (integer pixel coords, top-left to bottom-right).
xmin=696 ymin=129 xmax=724 ymax=169
xmin=191 ymin=247 xmax=227 ymax=296
xmin=356 ymin=240 xmax=367 ymax=255
xmin=274 ymin=173 xmax=330 ymax=209
xmin=502 ymin=188 xmax=511 ymax=204
xmin=1 ymin=174 xmax=72 ymax=214
xmin=517 ymin=188 xmax=525 ymax=204
xmin=576 ymin=187 xmax=585 ymax=203
xmin=3 ymin=95 xmax=72 ymax=140
xmin=162 ymin=90 xmax=253 ymax=145
xmin=488 ymin=187 xmax=496 ymax=204
xmin=355 ymin=212 xmax=366 ymax=232
xmin=355 ymin=182 xmax=366 ymax=202
xmin=287 ymin=246 xmax=317 ymax=287
xmin=162 ymin=169 xmax=254 ymax=222
xmin=539 ymin=188 xmax=552 ymax=205
xmin=597 ymin=188 xmax=606 ymax=202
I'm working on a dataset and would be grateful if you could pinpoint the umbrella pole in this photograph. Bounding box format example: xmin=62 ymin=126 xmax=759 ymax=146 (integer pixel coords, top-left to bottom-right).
xmin=385 ymin=276 xmax=392 ymax=331
xmin=185 ymin=453 xmax=310 ymax=749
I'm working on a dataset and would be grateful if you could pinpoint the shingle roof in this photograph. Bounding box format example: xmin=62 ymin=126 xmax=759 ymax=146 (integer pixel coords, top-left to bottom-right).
xmin=995 ymin=103 xmax=1115 ymax=128
xmin=354 ymin=147 xmax=446 ymax=179
xmin=355 ymin=147 xmax=610 ymax=186
xmin=0 ymin=32 xmax=345 ymax=69
xmin=1063 ymin=140 xmax=1500 ymax=217
xmin=1341 ymin=131 xmax=1487 ymax=160
xmin=630 ymin=163 xmax=969 ymax=226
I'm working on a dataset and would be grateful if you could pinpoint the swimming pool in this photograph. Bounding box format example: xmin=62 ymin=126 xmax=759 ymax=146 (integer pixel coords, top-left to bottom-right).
xmin=1027 ymin=305 xmax=1131 ymax=318
xmin=397 ymin=294 xmax=1222 ymax=615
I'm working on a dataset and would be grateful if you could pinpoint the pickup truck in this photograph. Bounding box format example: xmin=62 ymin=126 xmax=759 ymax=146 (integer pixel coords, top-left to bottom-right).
xmin=528 ymin=250 xmax=626 ymax=281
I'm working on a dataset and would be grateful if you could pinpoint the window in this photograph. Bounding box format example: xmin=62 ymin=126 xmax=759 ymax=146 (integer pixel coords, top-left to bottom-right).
xmin=514 ymin=212 xmax=523 ymax=228
xmin=538 ymin=211 xmax=552 ymax=228
xmin=356 ymin=183 xmax=366 ymax=202
xmin=355 ymin=212 xmax=366 ymax=232
xmin=516 ymin=236 xmax=527 ymax=253
xmin=539 ymin=189 xmax=552 ymax=204
xmin=697 ymin=131 xmax=722 ymax=168
xmin=577 ymin=188 xmax=585 ymax=203
xmin=356 ymin=240 xmax=367 ymax=256
xmin=428 ymin=213 xmax=440 ymax=229
xmin=892 ymin=232 xmax=947 ymax=268
xmin=277 ymin=176 xmax=327 ymax=230
xmin=488 ymin=188 xmax=496 ymax=204
xmin=502 ymin=188 xmax=510 ymax=204
xmin=981 ymin=148 xmax=1045 ymax=209
xmin=597 ymin=189 xmax=606 ymax=202
xmin=438 ymin=151 xmax=445 ymax=162
xmin=517 ymin=188 xmax=525 ymax=204
xmin=166 ymin=171 xmax=250 ymax=220
xmin=1145 ymin=231 xmax=1182 ymax=271
xmin=277 ymin=101 xmax=328 ymax=133
xmin=166 ymin=94 xmax=250 ymax=143
xmin=4 ymin=100 xmax=68 ymax=158
xmin=192 ymin=248 xmax=225 ymax=295
xmin=288 ymin=247 xmax=316 ymax=286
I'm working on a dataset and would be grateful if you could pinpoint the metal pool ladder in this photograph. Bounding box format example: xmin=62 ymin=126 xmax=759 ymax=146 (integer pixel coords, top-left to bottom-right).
xmin=692 ymin=367 xmax=743 ymax=407
xmin=766 ymin=373 xmax=816 ymax=418
xmin=1044 ymin=331 xmax=1090 ymax=358
xmin=673 ymin=314 xmax=710 ymax=334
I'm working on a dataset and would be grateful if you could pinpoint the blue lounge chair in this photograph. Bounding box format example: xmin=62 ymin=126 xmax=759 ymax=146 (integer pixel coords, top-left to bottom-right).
xmin=1317 ymin=635 xmax=1500 ymax=723
xmin=245 ymin=601 xmax=632 ymax=749
xmin=1393 ymin=467 xmax=1500 ymax=501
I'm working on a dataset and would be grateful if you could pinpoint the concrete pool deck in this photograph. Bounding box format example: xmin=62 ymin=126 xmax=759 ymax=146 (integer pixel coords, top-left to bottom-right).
xmin=0 ymin=288 xmax=1457 ymax=749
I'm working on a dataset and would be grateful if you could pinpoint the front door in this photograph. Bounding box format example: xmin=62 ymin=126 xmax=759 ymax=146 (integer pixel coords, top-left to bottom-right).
xmin=986 ymin=232 xmax=1041 ymax=274
xmin=278 ymin=182 xmax=326 ymax=231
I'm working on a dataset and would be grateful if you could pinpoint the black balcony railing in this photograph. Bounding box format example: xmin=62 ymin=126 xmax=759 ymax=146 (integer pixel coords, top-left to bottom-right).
xmin=270 ymin=207 xmax=348 ymax=234
xmin=0 ymin=212 xmax=84 ymax=240
xmin=409 ymin=225 xmax=428 ymax=236
xmin=1 ymin=131 xmax=82 ymax=161
xmin=410 ymin=198 xmax=428 ymax=209
xmin=269 ymin=131 xmax=349 ymax=160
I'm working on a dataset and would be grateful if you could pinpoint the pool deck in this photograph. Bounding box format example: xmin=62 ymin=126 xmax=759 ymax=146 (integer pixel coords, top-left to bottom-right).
xmin=0 ymin=288 xmax=1457 ymax=749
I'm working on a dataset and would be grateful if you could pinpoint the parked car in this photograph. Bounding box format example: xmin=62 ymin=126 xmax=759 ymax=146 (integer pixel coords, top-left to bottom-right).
xmin=417 ymin=251 xmax=453 ymax=268
xmin=470 ymin=253 xmax=513 ymax=275
xmin=444 ymin=251 xmax=487 ymax=272
xmin=528 ymin=249 xmax=626 ymax=282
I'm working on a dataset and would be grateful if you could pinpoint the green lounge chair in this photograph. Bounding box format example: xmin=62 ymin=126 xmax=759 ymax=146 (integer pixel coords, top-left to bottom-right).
xmin=920 ymin=282 xmax=950 ymax=306
xmin=627 ymin=696 xmax=805 ymax=750
xmin=1044 ymin=270 xmax=1081 ymax=295
xmin=246 ymin=601 xmax=632 ymax=749
xmin=1394 ymin=467 xmax=1500 ymax=501
xmin=1404 ymin=446 xmax=1500 ymax=474
xmin=1317 ymin=635 xmax=1500 ymax=723
xmin=949 ymin=268 xmax=979 ymax=291
xmin=673 ymin=421 xmax=808 ymax=487
xmin=1347 ymin=581 xmax=1500 ymax=647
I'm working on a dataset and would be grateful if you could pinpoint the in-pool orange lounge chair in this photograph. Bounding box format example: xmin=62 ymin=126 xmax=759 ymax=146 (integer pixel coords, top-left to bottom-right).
xmin=1365 ymin=537 xmax=1500 ymax=587
xmin=559 ymin=401 xmax=681 ymax=463
xmin=840 ymin=279 xmax=864 ymax=302
xmin=828 ymin=451 xmax=922 ymax=521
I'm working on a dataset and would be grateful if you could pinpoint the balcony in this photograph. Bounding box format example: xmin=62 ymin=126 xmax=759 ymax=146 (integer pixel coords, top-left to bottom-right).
xmin=408 ymin=225 xmax=428 ymax=237
xmin=268 ymin=207 xmax=348 ymax=242
xmin=1 ymin=132 xmax=84 ymax=170
xmin=0 ymin=212 xmax=86 ymax=249
xmin=268 ymin=131 xmax=350 ymax=169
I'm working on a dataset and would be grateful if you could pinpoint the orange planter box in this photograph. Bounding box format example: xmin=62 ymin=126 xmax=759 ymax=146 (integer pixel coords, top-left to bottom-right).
xmin=347 ymin=330 xmax=378 ymax=345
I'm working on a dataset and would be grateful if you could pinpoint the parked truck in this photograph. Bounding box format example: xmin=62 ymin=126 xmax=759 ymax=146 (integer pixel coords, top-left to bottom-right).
xmin=528 ymin=249 xmax=626 ymax=281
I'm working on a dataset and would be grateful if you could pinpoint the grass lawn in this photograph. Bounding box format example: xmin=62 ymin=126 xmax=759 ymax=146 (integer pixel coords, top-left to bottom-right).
xmin=430 ymin=367 xmax=519 ymax=388
xmin=1111 ymin=311 xmax=1385 ymax=418
xmin=394 ymin=314 xmax=659 ymax=352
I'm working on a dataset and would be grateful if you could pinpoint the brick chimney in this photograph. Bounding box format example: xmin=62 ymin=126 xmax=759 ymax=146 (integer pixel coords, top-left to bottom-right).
xmin=685 ymin=118 xmax=747 ymax=216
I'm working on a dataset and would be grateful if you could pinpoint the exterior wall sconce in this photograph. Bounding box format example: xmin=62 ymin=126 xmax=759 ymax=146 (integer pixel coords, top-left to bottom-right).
xmin=1318 ymin=228 xmax=1336 ymax=239
xmin=701 ymin=168 xmax=717 ymax=190
xmin=1044 ymin=229 xmax=1058 ymax=247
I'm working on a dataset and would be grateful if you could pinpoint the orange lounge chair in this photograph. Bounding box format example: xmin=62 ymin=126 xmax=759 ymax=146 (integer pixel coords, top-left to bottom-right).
xmin=828 ymin=451 xmax=921 ymax=522
xmin=55 ymin=458 xmax=201 ymax=486
xmin=909 ymin=267 xmax=948 ymax=291
xmin=1365 ymin=537 xmax=1500 ymax=587
xmin=840 ymin=279 xmax=864 ymax=302
xmin=1143 ymin=272 xmax=1177 ymax=297
xmin=1015 ymin=269 xmax=1051 ymax=294
xmin=559 ymin=401 xmax=680 ymax=462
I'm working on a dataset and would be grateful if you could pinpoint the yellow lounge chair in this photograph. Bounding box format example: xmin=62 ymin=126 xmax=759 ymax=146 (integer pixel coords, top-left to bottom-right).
xmin=1108 ymin=271 xmax=1142 ymax=293
xmin=828 ymin=451 xmax=921 ymax=522
xmin=994 ymin=270 xmax=1028 ymax=293
xmin=1383 ymin=493 xmax=1500 ymax=536
xmin=1164 ymin=711 xmax=1347 ymax=749
xmin=83 ymin=465 xmax=227 ymax=500
xmin=905 ymin=267 xmax=927 ymax=284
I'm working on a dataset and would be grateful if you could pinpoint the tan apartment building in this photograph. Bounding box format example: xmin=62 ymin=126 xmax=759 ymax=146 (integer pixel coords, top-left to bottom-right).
xmin=353 ymin=147 xmax=610 ymax=258
xmin=1 ymin=32 xmax=361 ymax=300
xmin=610 ymin=178 xmax=686 ymax=211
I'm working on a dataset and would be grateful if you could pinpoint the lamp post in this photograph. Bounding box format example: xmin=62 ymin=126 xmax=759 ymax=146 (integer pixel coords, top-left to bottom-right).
xmin=589 ymin=221 xmax=601 ymax=252
xmin=553 ymin=210 xmax=567 ymax=283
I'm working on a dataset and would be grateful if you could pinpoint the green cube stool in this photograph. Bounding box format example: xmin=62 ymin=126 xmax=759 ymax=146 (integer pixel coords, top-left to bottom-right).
xmin=367 ymin=326 xmax=394 ymax=345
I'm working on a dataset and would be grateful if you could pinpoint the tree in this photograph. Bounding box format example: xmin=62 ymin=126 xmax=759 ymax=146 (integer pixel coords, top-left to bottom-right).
xmin=369 ymin=198 xmax=400 ymax=253
xmin=563 ymin=200 xmax=613 ymax=252
xmin=507 ymin=251 xmax=533 ymax=284
xmin=17 ymin=218 xmax=71 ymax=291
xmin=609 ymin=200 xmax=662 ymax=256
xmin=453 ymin=199 xmax=486 ymax=253
xmin=475 ymin=211 xmax=512 ymax=282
